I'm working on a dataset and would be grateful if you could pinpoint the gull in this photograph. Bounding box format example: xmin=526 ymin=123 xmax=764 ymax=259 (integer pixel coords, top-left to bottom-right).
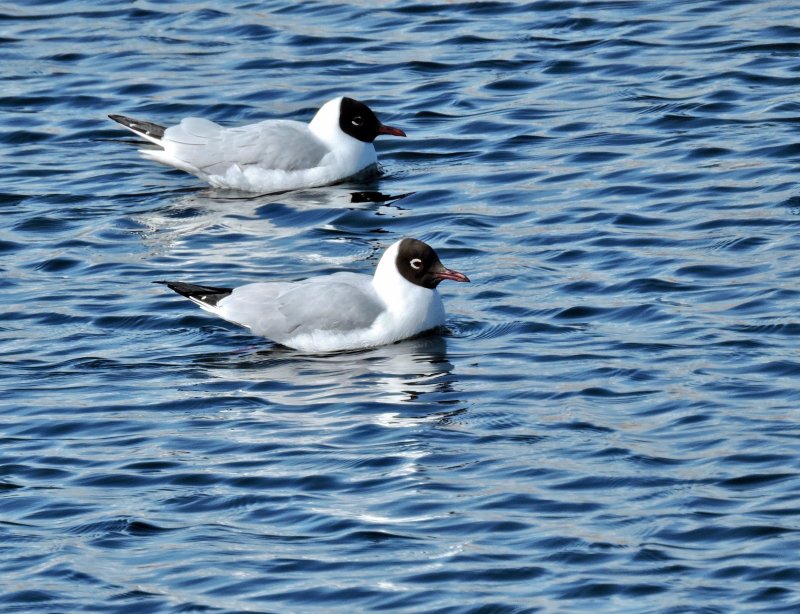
xmin=109 ymin=96 xmax=405 ymax=193
xmin=158 ymin=238 xmax=469 ymax=352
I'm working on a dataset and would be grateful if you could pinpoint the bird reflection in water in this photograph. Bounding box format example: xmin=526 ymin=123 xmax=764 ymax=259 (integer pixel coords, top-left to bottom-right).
xmin=192 ymin=333 xmax=460 ymax=408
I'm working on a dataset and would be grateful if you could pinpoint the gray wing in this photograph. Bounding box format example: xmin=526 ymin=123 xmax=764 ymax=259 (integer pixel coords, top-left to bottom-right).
xmin=216 ymin=273 xmax=384 ymax=341
xmin=162 ymin=118 xmax=331 ymax=175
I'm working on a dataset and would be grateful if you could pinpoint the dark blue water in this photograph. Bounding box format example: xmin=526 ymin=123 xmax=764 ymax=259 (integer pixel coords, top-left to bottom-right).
xmin=2 ymin=1 xmax=800 ymax=611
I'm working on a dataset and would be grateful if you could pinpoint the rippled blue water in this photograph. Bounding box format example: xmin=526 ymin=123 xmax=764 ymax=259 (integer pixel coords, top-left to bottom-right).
xmin=2 ymin=1 xmax=800 ymax=611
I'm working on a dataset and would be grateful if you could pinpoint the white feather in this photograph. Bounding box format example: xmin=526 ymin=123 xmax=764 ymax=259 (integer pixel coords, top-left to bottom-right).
xmin=183 ymin=240 xmax=449 ymax=353
xmin=130 ymin=97 xmax=382 ymax=193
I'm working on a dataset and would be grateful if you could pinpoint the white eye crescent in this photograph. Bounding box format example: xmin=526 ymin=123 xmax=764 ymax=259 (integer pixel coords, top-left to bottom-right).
xmin=410 ymin=258 xmax=423 ymax=270
xmin=352 ymin=116 xmax=364 ymax=126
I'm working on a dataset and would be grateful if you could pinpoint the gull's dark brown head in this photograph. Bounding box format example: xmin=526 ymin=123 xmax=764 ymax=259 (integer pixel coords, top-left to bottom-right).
xmin=339 ymin=97 xmax=406 ymax=143
xmin=395 ymin=238 xmax=469 ymax=289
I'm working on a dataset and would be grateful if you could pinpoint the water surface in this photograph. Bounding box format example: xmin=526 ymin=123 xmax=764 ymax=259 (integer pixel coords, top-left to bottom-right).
xmin=2 ymin=1 xmax=800 ymax=612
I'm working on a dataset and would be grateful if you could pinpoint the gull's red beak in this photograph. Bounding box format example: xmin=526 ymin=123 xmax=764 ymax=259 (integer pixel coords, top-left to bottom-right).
xmin=377 ymin=123 xmax=406 ymax=138
xmin=433 ymin=267 xmax=470 ymax=283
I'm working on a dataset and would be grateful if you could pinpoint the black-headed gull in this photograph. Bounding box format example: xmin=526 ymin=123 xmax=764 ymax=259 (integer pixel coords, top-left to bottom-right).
xmin=158 ymin=238 xmax=469 ymax=353
xmin=109 ymin=96 xmax=406 ymax=193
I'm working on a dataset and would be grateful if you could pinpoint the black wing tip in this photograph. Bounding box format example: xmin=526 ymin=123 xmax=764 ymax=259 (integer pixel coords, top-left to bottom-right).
xmin=156 ymin=280 xmax=233 ymax=306
xmin=108 ymin=113 xmax=135 ymax=126
xmin=108 ymin=114 xmax=166 ymax=139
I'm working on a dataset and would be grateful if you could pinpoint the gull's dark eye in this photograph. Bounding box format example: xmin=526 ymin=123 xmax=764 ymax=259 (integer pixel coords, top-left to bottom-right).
xmin=410 ymin=258 xmax=423 ymax=270
xmin=351 ymin=116 xmax=364 ymax=127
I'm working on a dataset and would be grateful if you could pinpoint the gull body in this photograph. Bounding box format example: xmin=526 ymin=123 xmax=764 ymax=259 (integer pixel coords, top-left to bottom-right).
xmin=159 ymin=239 xmax=469 ymax=353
